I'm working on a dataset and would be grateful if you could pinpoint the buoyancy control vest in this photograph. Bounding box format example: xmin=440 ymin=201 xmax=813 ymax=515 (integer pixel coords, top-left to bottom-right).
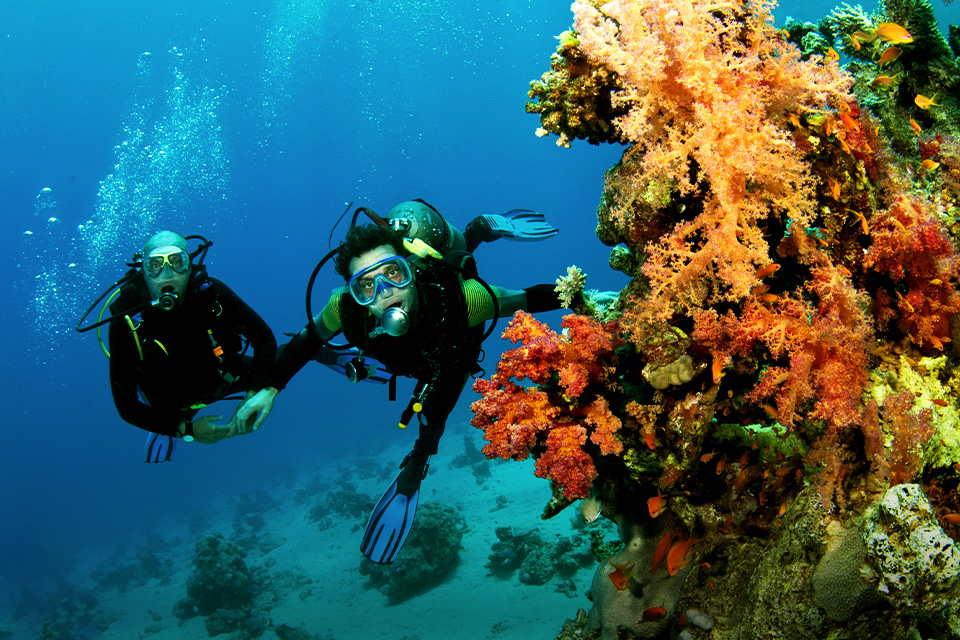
xmin=109 ymin=267 xmax=246 ymax=406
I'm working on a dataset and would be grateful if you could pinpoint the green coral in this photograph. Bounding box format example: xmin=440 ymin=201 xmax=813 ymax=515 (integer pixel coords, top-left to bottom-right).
xmin=526 ymin=31 xmax=625 ymax=146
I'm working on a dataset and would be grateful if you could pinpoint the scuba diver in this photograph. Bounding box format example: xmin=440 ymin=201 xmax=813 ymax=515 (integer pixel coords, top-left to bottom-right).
xmin=78 ymin=230 xmax=277 ymax=462
xmin=234 ymin=200 xmax=566 ymax=564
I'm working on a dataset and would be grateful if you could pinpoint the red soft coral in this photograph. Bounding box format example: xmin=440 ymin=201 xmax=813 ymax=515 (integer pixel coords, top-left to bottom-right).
xmin=534 ymin=425 xmax=597 ymax=500
xmin=470 ymin=311 xmax=621 ymax=499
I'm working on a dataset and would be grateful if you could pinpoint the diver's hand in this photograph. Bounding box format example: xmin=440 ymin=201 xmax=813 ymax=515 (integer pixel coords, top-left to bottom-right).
xmin=189 ymin=415 xmax=233 ymax=444
xmin=233 ymin=387 xmax=278 ymax=435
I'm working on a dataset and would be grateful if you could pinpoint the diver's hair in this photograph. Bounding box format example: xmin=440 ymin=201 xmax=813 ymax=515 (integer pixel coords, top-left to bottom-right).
xmin=334 ymin=224 xmax=407 ymax=280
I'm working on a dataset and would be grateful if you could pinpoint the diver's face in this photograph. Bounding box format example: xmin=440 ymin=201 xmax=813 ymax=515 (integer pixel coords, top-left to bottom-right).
xmin=143 ymin=245 xmax=191 ymax=303
xmin=349 ymin=245 xmax=418 ymax=320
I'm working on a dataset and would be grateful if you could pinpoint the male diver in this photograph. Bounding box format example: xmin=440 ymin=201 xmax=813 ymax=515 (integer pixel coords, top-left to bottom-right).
xmin=107 ymin=231 xmax=277 ymax=460
xmin=235 ymin=200 xmax=565 ymax=563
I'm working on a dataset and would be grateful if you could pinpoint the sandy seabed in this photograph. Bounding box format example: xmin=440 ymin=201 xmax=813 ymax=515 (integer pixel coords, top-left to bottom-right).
xmin=5 ymin=436 xmax=604 ymax=640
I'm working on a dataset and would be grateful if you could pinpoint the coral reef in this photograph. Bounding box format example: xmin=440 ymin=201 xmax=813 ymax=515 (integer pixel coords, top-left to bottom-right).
xmin=486 ymin=525 xmax=596 ymax=589
xmin=358 ymin=501 xmax=468 ymax=600
xmin=492 ymin=0 xmax=960 ymax=637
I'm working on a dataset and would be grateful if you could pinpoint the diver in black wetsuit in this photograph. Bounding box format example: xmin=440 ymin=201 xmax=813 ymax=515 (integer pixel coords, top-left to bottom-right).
xmin=107 ymin=230 xmax=276 ymax=460
xmin=234 ymin=200 xmax=565 ymax=563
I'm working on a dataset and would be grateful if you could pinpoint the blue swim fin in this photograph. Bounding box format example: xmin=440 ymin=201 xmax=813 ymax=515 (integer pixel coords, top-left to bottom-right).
xmin=144 ymin=432 xmax=176 ymax=463
xmin=360 ymin=455 xmax=427 ymax=564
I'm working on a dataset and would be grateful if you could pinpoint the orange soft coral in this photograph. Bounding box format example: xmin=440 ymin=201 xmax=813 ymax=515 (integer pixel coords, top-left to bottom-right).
xmin=574 ymin=0 xmax=853 ymax=325
xmin=470 ymin=312 xmax=621 ymax=499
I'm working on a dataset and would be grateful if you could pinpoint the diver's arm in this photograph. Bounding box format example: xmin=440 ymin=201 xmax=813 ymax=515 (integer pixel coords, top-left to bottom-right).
xmin=234 ymin=298 xmax=339 ymax=432
xmin=107 ymin=318 xmax=182 ymax=436
xmin=464 ymin=280 xmax=562 ymax=325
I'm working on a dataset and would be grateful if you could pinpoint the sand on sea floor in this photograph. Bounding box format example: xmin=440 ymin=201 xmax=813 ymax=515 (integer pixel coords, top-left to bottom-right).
xmin=7 ymin=436 xmax=607 ymax=640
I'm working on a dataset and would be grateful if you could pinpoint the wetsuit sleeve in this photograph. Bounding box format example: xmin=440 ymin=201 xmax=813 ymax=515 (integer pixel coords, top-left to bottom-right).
xmin=209 ymin=279 xmax=277 ymax=391
xmin=462 ymin=280 xmax=562 ymax=326
xmin=107 ymin=317 xmax=182 ymax=436
xmin=270 ymin=294 xmax=342 ymax=390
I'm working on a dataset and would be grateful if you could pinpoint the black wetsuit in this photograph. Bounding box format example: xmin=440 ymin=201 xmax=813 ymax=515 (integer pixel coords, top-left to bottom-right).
xmin=108 ymin=277 xmax=277 ymax=436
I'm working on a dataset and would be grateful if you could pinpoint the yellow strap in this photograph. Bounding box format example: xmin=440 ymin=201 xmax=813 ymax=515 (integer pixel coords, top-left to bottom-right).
xmin=124 ymin=315 xmax=144 ymax=361
xmin=97 ymin=288 xmax=123 ymax=359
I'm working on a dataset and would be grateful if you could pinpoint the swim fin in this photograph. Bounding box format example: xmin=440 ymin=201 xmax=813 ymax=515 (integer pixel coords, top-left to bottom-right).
xmin=144 ymin=432 xmax=176 ymax=463
xmin=471 ymin=209 xmax=559 ymax=243
xmin=360 ymin=454 xmax=428 ymax=564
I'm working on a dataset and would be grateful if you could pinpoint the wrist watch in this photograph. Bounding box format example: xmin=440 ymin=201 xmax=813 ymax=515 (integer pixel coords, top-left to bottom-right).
xmin=180 ymin=421 xmax=195 ymax=443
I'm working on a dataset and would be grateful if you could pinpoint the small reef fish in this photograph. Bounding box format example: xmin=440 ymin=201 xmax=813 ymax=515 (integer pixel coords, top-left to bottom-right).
xmin=608 ymin=561 xmax=634 ymax=590
xmin=711 ymin=356 xmax=726 ymax=383
xmin=640 ymin=607 xmax=668 ymax=623
xmin=651 ymin=531 xmax=676 ymax=572
xmin=921 ymin=159 xmax=940 ymax=171
xmin=871 ymin=73 xmax=900 ymax=87
xmin=667 ymin=536 xmax=701 ymax=576
xmin=648 ymin=490 xmax=667 ymax=518
xmin=874 ymin=22 xmax=913 ymax=44
xmin=580 ymin=495 xmax=602 ymax=524
xmin=877 ymin=46 xmax=902 ymax=67
xmin=755 ymin=263 xmax=780 ymax=278
xmin=825 ymin=47 xmax=840 ymax=64
xmin=944 ymin=513 xmax=960 ymax=525
xmin=909 ymin=118 xmax=922 ymax=136
xmin=915 ymin=94 xmax=940 ymax=109
xmin=645 ymin=431 xmax=656 ymax=450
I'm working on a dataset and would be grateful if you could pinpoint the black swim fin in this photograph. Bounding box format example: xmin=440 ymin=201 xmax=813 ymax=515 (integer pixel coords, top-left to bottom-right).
xmin=475 ymin=209 xmax=560 ymax=242
xmin=360 ymin=454 xmax=427 ymax=564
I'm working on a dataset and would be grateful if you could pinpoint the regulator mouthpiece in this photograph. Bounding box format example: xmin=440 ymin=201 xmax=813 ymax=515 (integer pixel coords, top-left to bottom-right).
xmin=378 ymin=307 xmax=410 ymax=337
xmin=155 ymin=287 xmax=180 ymax=312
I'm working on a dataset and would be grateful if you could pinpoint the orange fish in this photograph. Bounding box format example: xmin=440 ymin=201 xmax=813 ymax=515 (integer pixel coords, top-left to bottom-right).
xmin=608 ymin=561 xmax=634 ymax=590
xmin=755 ymin=263 xmax=780 ymax=278
xmin=877 ymin=46 xmax=902 ymax=66
xmin=839 ymin=111 xmax=860 ymax=133
xmin=640 ymin=607 xmax=668 ymax=623
xmin=848 ymin=34 xmax=862 ymax=51
xmin=944 ymin=513 xmax=960 ymax=525
xmin=711 ymin=356 xmax=725 ymax=383
xmin=871 ymin=73 xmax=900 ymax=87
xmin=825 ymin=47 xmax=840 ymax=64
xmin=929 ymin=335 xmax=944 ymax=350
xmin=651 ymin=531 xmax=676 ymax=572
xmin=700 ymin=451 xmax=718 ymax=463
xmin=716 ymin=457 xmax=726 ymax=475
xmin=932 ymin=398 xmax=948 ymax=407
xmin=667 ymin=536 xmax=701 ymax=576
xmin=648 ymin=490 xmax=667 ymax=518
xmin=875 ymin=22 xmax=913 ymax=44
xmin=759 ymin=490 xmax=767 ymax=506
xmin=778 ymin=502 xmax=788 ymax=516
xmin=921 ymin=159 xmax=940 ymax=171
xmin=827 ymin=177 xmax=842 ymax=200
xmin=645 ymin=431 xmax=656 ymax=450
xmin=915 ymin=94 xmax=940 ymax=109
xmin=759 ymin=293 xmax=779 ymax=304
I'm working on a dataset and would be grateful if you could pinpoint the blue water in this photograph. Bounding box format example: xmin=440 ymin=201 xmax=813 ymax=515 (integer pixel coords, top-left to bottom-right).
xmin=1 ymin=0 xmax=957 ymax=620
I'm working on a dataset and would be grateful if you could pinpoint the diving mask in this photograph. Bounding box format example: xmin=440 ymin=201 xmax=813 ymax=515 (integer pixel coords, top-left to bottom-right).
xmin=144 ymin=248 xmax=190 ymax=278
xmin=346 ymin=256 xmax=414 ymax=306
